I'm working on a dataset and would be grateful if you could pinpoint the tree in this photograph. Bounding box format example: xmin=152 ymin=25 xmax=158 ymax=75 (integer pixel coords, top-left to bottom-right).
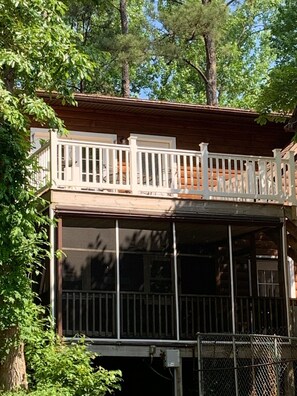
xmin=0 ymin=123 xmax=48 ymax=390
xmin=0 ymin=0 xmax=103 ymax=391
xmin=154 ymin=0 xmax=224 ymax=105
xmin=62 ymin=0 xmax=280 ymax=106
xmin=65 ymin=0 xmax=148 ymax=97
xmin=120 ymin=0 xmax=130 ymax=97
xmin=145 ymin=0 xmax=280 ymax=107
xmin=256 ymin=0 xmax=297 ymax=133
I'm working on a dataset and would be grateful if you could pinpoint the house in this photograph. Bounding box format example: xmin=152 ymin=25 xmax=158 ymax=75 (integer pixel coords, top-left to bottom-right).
xmin=32 ymin=93 xmax=297 ymax=396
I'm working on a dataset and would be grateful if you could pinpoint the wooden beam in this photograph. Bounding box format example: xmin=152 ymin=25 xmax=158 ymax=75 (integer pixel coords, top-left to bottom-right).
xmin=49 ymin=190 xmax=285 ymax=221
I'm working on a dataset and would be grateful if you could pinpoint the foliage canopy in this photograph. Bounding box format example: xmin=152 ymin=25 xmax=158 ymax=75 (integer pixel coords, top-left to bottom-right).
xmin=0 ymin=0 xmax=120 ymax=394
xmin=0 ymin=0 xmax=91 ymax=133
xmin=257 ymin=0 xmax=297 ymax=124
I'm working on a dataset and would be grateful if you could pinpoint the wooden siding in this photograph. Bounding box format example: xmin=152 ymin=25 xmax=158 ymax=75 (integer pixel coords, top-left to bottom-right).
xmin=56 ymin=108 xmax=291 ymax=156
xmin=33 ymin=95 xmax=294 ymax=158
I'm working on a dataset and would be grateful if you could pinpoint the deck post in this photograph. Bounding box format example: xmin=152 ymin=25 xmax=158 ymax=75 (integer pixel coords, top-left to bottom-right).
xmin=49 ymin=205 xmax=56 ymax=321
xmin=228 ymin=225 xmax=236 ymax=335
xmin=56 ymin=218 xmax=63 ymax=337
xmin=273 ymin=149 xmax=283 ymax=202
xmin=197 ymin=333 xmax=203 ymax=396
xmin=228 ymin=226 xmax=240 ymax=392
xmin=129 ymin=135 xmax=138 ymax=195
xmin=116 ymin=220 xmax=121 ymax=340
xmin=199 ymin=143 xmax=210 ymax=199
xmin=50 ymin=130 xmax=58 ymax=187
xmin=174 ymin=360 xmax=183 ymax=396
xmin=282 ymin=222 xmax=291 ymax=337
xmin=172 ymin=222 xmax=180 ymax=341
xmin=288 ymin=151 xmax=297 ymax=204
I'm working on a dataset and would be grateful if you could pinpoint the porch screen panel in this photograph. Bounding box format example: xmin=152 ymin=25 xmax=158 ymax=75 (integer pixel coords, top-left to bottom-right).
xmin=61 ymin=217 xmax=116 ymax=338
xmin=119 ymin=220 xmax=175 ymax=339
xmin=176 ymin=222 xmax=231 ymax=338
xmin=231 ymin=224 xmax=286 ymax=335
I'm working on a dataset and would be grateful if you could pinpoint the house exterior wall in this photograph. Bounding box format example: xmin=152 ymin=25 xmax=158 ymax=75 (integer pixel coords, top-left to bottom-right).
xmin=36 ymin=94 xmax=294 ymax=157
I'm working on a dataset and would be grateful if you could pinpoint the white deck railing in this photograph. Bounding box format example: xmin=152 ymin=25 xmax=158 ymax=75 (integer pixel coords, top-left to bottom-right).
xmin=32 ymin=133 xmax=297 ymax=204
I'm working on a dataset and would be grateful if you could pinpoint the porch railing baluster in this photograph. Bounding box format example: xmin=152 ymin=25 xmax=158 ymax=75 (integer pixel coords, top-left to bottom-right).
xmin=132 ymin=294 xmax=138 ymax=334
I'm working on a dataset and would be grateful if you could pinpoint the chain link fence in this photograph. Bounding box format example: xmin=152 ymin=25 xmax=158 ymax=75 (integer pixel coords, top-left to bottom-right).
xmin=197 ymin=333 xmax=297 ymax=396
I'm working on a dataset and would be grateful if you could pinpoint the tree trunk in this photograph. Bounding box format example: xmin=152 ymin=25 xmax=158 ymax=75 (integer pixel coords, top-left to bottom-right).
xmin=202 ymin=0 xmax=218 ymax=106
xmin=203 ymin=32 xmax=217 ymax=106
xmin=0 ymin=72 xmax=28 ymax=392
xmin=0 ymin=327 xmax=28 ymax=391
xmin=3 ymin=65 xmax=15 ymax=93
xmin=120 ymin=0 xmax=130 ymax=97
xmin=284 ymin=106 xmax=297 ymax=133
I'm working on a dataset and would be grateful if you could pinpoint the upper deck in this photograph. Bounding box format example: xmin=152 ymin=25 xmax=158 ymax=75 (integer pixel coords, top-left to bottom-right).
xmin=33 ymin=132 xmax=297 ymax=205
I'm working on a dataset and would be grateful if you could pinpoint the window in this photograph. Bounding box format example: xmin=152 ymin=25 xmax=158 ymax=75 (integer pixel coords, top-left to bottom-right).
xmin=30 ymin=128 xmax=117 ymax=151
xmin=130 ymin=134 xmax=176 ymax=150
xmin=257 ymin=260 xmax=279 ymax=297
xmin=144 ymin=255 xmax=173 ymax=293
xmin=31 ymin=128 xmax=117 ymax=183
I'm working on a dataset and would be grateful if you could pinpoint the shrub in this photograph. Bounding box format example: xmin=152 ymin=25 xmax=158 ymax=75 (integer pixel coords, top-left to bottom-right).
xmin=27 ymin=336 xmax=121 ymax=396
xmin=1 ymin=325 xmax=121 ymax=396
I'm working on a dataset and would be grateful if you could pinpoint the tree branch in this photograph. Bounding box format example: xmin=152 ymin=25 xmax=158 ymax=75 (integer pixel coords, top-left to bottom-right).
xmin=226 ymin=0 xmax=238 ymax=7
xmin=182 ymin=58 xmax=208 ymax=84
xmin=106 ymin=0 xmax=120 ymax=12
xmin=284 ymin=106 xmax=297 ymax=133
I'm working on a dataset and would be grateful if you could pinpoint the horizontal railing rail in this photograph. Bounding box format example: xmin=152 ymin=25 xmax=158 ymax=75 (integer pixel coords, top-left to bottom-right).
xmin=32 ymin=133 xmax=297 ymax=204
xmin=61 ymin=291 xmax=289 ymax=339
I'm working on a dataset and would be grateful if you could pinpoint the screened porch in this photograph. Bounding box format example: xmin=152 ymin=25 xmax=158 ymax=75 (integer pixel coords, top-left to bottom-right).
xmin=56 ymin=217 xmax=289 ymax=340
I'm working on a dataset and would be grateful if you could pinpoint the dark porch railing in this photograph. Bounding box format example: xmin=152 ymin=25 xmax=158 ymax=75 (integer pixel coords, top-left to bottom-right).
xmin=62 ymin=291 xmax=289 ymax=339
xmin=180 ymin=295 xmax=287 ymax=339
xmin=179 ymin=295 xmax=233 ymax=338
xmin=120 ymin=292 xmax=175 ymax=339
xmin=62 ymin=291 xmax=116 ymax=337
xmin=236 ymin=296 xmax=287 ymax=335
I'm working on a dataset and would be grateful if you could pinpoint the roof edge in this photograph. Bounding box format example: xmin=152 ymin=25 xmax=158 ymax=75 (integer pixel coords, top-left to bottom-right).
xmin=37 ymin=91 xmax=262 ymax=117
